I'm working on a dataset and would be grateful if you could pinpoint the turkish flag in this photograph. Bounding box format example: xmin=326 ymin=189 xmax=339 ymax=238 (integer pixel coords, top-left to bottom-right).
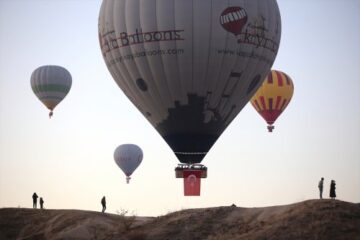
xmin=183 ymin=170 xmax=202 ymax=196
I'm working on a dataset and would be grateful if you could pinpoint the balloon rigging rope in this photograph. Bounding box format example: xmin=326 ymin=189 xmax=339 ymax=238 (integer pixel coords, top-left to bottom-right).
xmin=174 ymin=152 xmax=208 ymax=155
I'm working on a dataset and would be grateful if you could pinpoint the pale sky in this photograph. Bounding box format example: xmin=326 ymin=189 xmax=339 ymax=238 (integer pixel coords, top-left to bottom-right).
xmin=0 ymin=0 xmax=359 ymax=216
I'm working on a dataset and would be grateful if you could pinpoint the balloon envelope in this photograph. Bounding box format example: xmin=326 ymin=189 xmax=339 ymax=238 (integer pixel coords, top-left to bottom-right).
xmin=30 ymin=65 xmax=72 ymax=117
xmin=251 ymin=70 xmax=294 ymax=132
xmin=99 ymin=0 xmax=281 ymax=163
xmin=114 ymin=144 xmax=143 ymax=183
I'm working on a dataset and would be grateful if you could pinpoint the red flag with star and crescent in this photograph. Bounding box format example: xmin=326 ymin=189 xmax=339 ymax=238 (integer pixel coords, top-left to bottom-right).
xmin=183 ymin=170 xmax=202 ymax=196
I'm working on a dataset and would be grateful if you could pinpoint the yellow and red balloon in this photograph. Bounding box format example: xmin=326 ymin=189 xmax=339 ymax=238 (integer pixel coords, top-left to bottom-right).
xmin=251 ymin=70 xmax=294 ymax=132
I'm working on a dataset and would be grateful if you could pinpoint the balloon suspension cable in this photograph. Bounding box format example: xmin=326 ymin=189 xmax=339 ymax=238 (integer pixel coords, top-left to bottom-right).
xmin=126 ymin=176 xmax=131 ymax=184
xmin=267 ymin=125 xmax=274 ymax=132
xmin=49 ymin=111 xmax=53 ymax=119
xmin=174 ymin=152 xmax=208 ymax=155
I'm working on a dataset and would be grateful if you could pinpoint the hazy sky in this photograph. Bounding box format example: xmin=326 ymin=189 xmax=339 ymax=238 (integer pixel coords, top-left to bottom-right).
xmin=0 ymin=0 xmax=359 ymax=216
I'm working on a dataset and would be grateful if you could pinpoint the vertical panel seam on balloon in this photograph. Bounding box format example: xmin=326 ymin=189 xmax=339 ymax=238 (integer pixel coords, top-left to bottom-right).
xmin=128 ymin=0 xmax=162 ymax=120
xmin=161 ymin=0 xmax=178 ymax=106
xmin=218 ymin=0 xmax=242 ymax=127
xmin=254 ymin=99 xmax=262 ymax=112
xmin=119 ymin=0 xmax=151 ymax=118
xmin=156 ymin=0 xmax=175 ymax=114
xmin=268 ymin=98 xmax=273 ymax=111
xmin=129 ymin=0 xmax=158 ymax=112
xmin=262 ymin=0 xmax=274 ymax=90
xmin=268 ymin=71 xmax=273 ymax=84
xmin=107 ymin=0 xmax=144 ymax=117
xmin=284 ymin=73 xmax=291 ymax=85
xmin=138 ymin=0 xmax=165 ymax=120
xmin=211 ymin=0 xmax=232 ymax=105
xmin=275 ymin=95 xmax=282 ymax=110
xmin=144 ymin=0 xmax=166 ymax=121
xmin=43 ymin=66 xmax=48 ymax=99
xmin=227 ymin=0 xmax=256 ymax=121
xmin=204 ymin=0 xmax=213 ymax=100
xmin=277 ymin=71 xmax=283 ymax=86
xmin=236 ymin=1 xmax=255 ymax=102
xmin=280 ymin=98 xmax=287 ymax=111
xmin=191 ymin=0 xmax=194 ymax=92
xmin=173 ymin=0 xmax=185 ymax=105
xmin=260 ymin=96 xmax=266 ymax=111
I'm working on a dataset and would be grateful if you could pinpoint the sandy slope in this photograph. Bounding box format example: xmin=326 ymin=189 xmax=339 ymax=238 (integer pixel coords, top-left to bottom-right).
xmin=0 ymin=200 xmax=359 ymax=240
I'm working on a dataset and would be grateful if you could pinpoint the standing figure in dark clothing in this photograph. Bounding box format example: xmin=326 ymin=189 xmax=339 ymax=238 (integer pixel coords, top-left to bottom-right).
xmin=330 ymin=180 xmax=336 ymax=199
xmin=40 ymin=197 xmax=44 ymax=209
xmin=101 ymin=196 xmax=106 ymax=213
xmin=318 ymin=177 xmax=324 ymax=199
xmin=32 ymin=192 xmax=38 ymax=209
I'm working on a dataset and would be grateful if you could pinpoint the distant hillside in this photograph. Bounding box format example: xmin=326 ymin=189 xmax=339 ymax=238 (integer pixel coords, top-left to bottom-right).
xmin=0 ymin=200 xmax=359 ymax=240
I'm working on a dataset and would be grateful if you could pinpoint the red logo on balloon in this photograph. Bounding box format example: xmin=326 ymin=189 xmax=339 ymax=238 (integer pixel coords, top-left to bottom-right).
xmin=220 ymin=7 xmax=248 ymax=36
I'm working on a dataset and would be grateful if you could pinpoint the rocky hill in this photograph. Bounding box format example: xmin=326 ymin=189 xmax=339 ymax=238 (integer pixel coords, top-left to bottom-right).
xmin=0 ymin=199 xmax=359 ymax=240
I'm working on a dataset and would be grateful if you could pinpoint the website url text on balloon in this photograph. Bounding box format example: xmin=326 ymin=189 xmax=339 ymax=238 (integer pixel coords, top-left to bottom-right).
xmin=106 ymin=48 xmax=185 ymax=65
xmin=218 ymin=49 xmax=273 ymax=65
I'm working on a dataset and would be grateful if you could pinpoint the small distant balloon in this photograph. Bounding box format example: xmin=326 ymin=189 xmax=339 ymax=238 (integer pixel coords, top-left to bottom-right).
xmin=30 ymin=65 xmax=72 ymax=118
xmin=251 ymin=70 xmax=294 ymax=132
xmin=114 ymin=144 xmax=143 ymax=184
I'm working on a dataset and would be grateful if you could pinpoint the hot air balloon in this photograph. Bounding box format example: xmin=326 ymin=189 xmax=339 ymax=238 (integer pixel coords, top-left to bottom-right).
xmin=31 ymin=65 xmax=72 ymax=118
xmin=114 ymin=144 xmax=143 ymax=184
xmin=250 ymin=70 xmax=294 ymax=132
xmin=99 ymin=0 xmax=281 ymax=194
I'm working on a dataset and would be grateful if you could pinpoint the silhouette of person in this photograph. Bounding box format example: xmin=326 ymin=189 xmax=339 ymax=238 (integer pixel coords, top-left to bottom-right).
xmin=330 ymin=180 xmax=336 ymax=199
xmin=32 ymin=192 xmax=38 ymax=209
xmin=40 ymin=197 xmax=44 ymax=209
xmin=318 ymin=177 xmax=324 ymax=199
xmin=101 ymin=196 xmax=106 ymax=213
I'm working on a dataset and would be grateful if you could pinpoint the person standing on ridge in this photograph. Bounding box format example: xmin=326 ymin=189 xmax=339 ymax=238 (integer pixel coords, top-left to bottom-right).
xmin=318 ymin=177 xmax=324 ymax=199
xmin=101 ymin=196 xmax=106 ymax=213
xmin=32 ymin=192 xmax=38 ymax=209
xmin=40 ymin=197 xmax=44 ymax=209
xmin=330 ymin=180 xmax=336 ymax=200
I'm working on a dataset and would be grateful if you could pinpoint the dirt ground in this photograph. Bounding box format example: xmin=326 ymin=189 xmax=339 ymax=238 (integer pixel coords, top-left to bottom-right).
xmin=0 ymin=199 xmax=359 ymax=240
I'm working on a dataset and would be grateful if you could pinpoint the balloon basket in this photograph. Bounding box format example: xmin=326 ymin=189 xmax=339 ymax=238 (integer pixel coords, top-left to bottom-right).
xmin=175 ymin=164 xmax=207 ymax=178
xmin=175 ymin=164 xmax=207 ymax=196
xmin=126 ymin=176 xmax=131 ymax=184
xmin=267 ymin=125 xmax=274 ymax=132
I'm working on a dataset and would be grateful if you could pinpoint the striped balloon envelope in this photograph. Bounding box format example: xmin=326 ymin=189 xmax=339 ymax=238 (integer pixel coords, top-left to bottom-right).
xmin=250 ymin=70 xmax=294 ymax=132
xmin=31 ymin=65 xmax=72 ymax=118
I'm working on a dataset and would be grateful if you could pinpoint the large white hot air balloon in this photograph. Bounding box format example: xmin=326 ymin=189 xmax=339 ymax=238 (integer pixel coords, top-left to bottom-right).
xmin=114 ymin=144 xmax=143 ymax=183
xmin=31 ymin=65 xmax=72 ymax=118
xmin=99 ymin=0 xmax=281 ymax=166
